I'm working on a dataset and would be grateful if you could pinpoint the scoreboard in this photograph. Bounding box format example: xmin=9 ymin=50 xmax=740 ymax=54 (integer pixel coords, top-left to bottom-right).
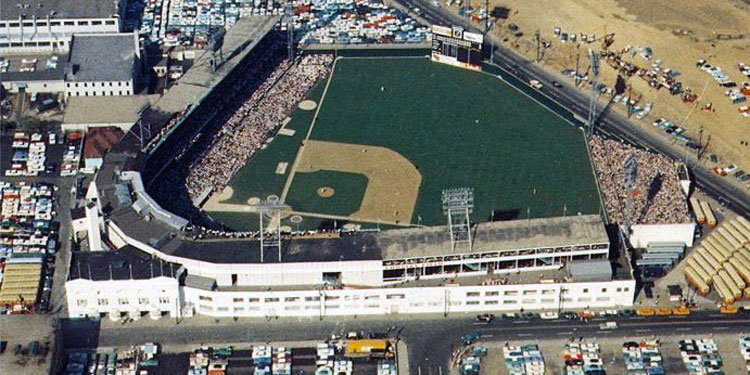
xmin=431 ymin=25 xmax=484 ymax=71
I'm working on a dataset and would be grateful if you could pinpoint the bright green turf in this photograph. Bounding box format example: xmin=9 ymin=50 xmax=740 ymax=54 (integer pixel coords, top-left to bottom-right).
xmin=207 ymin=56 xmax=601 ymax=230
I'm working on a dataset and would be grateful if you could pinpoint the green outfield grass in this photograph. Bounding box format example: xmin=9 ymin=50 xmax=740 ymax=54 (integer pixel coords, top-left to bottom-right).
xmin=207 ymin=56 xmax=601 ymax=230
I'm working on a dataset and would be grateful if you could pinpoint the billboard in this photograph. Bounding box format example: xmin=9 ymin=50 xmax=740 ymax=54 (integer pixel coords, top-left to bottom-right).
xmin=431 ymin=25 xmax=483 ymax=71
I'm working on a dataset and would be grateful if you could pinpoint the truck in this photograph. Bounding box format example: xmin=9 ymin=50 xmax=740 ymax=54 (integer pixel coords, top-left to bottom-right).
xmin=599 ymin=322 xmax=618 ymax=330
xmin=690 ymin=198 xmax=705 ymax=224
xmin=700 ymin=201 xmax=716 ymax=227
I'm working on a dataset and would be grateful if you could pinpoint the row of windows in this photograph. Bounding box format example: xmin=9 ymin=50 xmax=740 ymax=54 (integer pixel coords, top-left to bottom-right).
xmin=214 ymin=294 xmax=393 ymax=304
xmin=466 ymin=287 xmax=630 ymax=298
xmin=1 ymin=19 xmax=116 ymax=28
xmin=67 ymin=90 xmax=129 ymax=97
xmin=93 ymin=297 xmax=170 ymax=306
xmin=67 ymin=81 xmax=127 ymax=88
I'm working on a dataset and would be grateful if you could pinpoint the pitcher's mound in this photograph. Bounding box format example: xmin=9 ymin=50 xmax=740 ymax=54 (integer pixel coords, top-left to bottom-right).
xmin=316 ymin=186 xmax=335 ymax=198
xmin=299 ymin=100 xmax=317 ymax=111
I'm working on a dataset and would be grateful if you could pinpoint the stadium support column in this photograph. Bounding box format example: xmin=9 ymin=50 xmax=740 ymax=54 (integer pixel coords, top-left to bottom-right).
xmin=257 ymin=196 xmax=283 ymax=262
xmin=442 ymin=188 xmax=474 ymax=252
xmin=286 ymin=0 xmax=294 ymax=59
xmin=587 ymin=49 xmax=600 ymax=137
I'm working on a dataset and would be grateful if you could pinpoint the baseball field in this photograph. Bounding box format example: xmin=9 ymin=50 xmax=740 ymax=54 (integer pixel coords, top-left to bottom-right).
xmin=206 ymin=56 xmax=602 ymax=231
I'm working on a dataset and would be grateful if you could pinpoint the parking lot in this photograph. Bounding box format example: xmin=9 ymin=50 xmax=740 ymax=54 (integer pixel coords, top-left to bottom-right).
xmin=479 ymin=333 xmax=748 ymax=375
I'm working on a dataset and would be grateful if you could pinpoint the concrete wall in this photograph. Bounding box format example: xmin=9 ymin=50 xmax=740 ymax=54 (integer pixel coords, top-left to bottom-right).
xmin=630 ymin=223 xmax=696 ymax=248
xmin=1 ymin=79 xmax=65 ymax=94
xmin=180 ymin=279 xmax=636 ymax=318
xmin=65 ymin=277 xmax=180 ymax=319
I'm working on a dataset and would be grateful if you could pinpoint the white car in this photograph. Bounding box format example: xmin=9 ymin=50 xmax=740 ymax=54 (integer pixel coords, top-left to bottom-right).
xmin=540 ymin=311 xmax=558 ymax=320
xmin=724 ymin=164 xmax=739 ymax=174
xmin=529 ymin=79 xmax=543 ymax=89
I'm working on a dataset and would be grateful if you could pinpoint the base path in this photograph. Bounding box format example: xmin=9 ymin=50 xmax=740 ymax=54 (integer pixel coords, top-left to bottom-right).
xmin=289 ymin=140 xmax=422 ymax=225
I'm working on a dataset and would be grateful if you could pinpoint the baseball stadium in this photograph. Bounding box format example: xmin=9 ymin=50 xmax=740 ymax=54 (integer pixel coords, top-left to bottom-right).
xmin=203 ymin=55 xmax=602 ymax=231
xmin=64 ymin=20 xmax=637 ymax=321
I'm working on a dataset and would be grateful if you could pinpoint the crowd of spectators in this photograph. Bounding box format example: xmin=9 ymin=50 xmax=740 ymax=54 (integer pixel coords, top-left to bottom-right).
xmin=185 ymin=54 xmax=333 ymax=199
xmin=589 ymin=136 xmax=691 ymax=225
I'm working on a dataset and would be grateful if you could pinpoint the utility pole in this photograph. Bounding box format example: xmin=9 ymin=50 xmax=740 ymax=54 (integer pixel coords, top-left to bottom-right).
xmin=574 ymin=46 xmax=581 ymax=86
xmin=535 ymin=29 xmax=540 ymax=62
xmin=484 ymin=0 xmax=489 ymax=34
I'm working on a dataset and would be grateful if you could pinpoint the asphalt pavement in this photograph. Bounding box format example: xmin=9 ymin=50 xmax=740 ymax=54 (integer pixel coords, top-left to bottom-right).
xmin=57 ymin=311 xmax=750 ymax=375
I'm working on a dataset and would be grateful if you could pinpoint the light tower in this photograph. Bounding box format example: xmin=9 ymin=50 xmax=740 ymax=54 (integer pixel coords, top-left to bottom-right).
xmin=622 ymin=154 xmax=638 ymax=232
xmin=587 ymin=48 xmax=600 ymax=136
xmin=285 ymin=0 xmax=294 ymax=59
xmin=442 ymin=188 xmax=474 ymax=252
xmin=256 ymin=195 xmax=284 ymax=262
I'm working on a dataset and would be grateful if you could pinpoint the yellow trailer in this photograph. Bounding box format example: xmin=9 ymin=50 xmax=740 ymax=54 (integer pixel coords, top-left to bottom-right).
xmin=691 ymin=198 xmax=705 ymax=224
xmin=725 ymin=221 xmax=749 ymax=244
xmin=692 ymin=252 xmax=717 ymax=277
xmin=736 ymin=216 xmax=750 ymax=232
xmin=686 ymin=257 xmax=711 ymax=284
xmin=701 ymin=201 xmax=717 ymax=227
xmin=697 ymin=248 xmax=723 ymax=272
xmin=684 ymin=266 xmax=710 ymax=295
xmin=717 ymin=227 xmax=742 ymax=250
xmin=719 ymin=269 xmax=742 ymax=299
xmin=729 ymin=257 xmax=750 ymax=284
xmin=713 ymin=274 xmax=735 ymax=305
xmin=723 ymin=262 xmax=746 ymax=290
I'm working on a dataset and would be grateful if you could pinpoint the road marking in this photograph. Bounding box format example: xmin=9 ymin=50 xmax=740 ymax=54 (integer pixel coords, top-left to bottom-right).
xmin=557 ymin=332 xmax=573 ymax=336
xmin=513 ymin=320 xmax=529 ymax=324
xmin=517 ymin=333 xmax=532 ymax=337
xmin=482 ymin=334 xmax=494 ymax=338
xmin=677 ymin=328 xmax=692 ymax=331
xmin=713 ymin=327 xmax=729 ymax=330
xmin=635 ymin=329 xmax=650 ymax=333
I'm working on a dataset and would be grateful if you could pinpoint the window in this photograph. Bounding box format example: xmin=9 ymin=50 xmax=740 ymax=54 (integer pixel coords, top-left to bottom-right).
xmin=105 ymin=20 xmax=116 ymax=25
xmin=386 ymin=294 xmax=405 ymax=300
xmin=9 ymin=22 xmax=20 ymax=27
xmin=578 ymin=297 xmax=591 ymax=303
xmin=91 ymin=21 xmax=102 ymax=25
xmin=217 ymin=307 xmax=229 ymax=312
xmin=109 ymin=82 xmax=113 ymax=86
xmin=234 ymin=307 xmax=245 ymax=312
xmin=23 ymin=21 xmax=33 ymax=27
xmin=601 ymin=288 xmax=607 ymax=293
xmin=139 ymin=298 xmax=149 ymax=305
xmin=523 ymin=290 xmax=538 ymax=295
xmin=233 ymin=298 xmax=244 ymax=303
xmin=50 ymin=21 xmax=61 ymax=26
xmin=327 ymin=305 xmax=340 ymax=309
xmin=64 ymin=21 xmax=75 ymax=26
xmin=522 ymin=299 xmax=535 ymax=304
xmin=624 ymin=287 xmax=630 ymax=292
xmin=285 ymin=297 xmax=300 ymax=302
xmin=77 ymin=21 xmax=89 ymax=26
xmin=118 ymin=82 xmax=122 ymax=86
xmin=77 ymin=299 xmax=87 ymax=306
xmin=97 ymin=298 xmax=108 ymax=306
xmin=582 ymin=288 xmax=589 ymax=293
xmin=504 ymin=290 xmax=518 ymax=296
xmin=285 ymin=306 xmax=300 ymax=310
xmin=118 ymin=298 xmax=129 ymax=305
xmin=466 ymin=301 xmax=480 ymax=305
xmin=304 ymin=296 xmax=320 ymax=302
xmin=485 ymin=291 xmax=499 ymax=296
xmin=503 ymin=300 xmax=517 ymax=305
xmin=466 ymin=292 xmax=480 ymax=297
xmin=485 ymin=300 xmax=498 ymax=305
xmin=158 ymin=297 xmax=170 ymax=304
xmin=264 ymin=297 xmax=279 ymax=303
xmin=199 ymin=296 xmax=212 ymax=301
xmin=248 ymin=298 xmax=259 ymax=303
xmin=119 ymin=91 xmax=123 ymax=95
xmin=596 ymin=297 xmax=610 ymax=302
xmin=616 ymin=288 xmax=622 ymax=292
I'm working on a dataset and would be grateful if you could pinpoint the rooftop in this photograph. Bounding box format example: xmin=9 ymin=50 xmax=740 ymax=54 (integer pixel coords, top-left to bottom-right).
xmin=0 ymin=54 xmax=66 ymax=82
xmin=67 ymin=33 xmax=136 ymax=82
xmin=378 ymin=215 xmax=609 ymax=259
xmin=83 ymin=127 xmax=123 ymax=159
xmin=0 ymin=0 xmax=120 ymax=20
xmin=150 ymin=16 xmax=279 ymax=115
xmin=68 ymin=245 xmax=180 ymax=281
xmin=62 ymin=95 xmax=158 ymax=127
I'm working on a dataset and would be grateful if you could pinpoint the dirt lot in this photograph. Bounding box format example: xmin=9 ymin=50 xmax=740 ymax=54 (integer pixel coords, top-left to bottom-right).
xmin=284 ymin=140 xmax=422 ymax=225
xmin=480 ymin=0 xmax=750 ymax=178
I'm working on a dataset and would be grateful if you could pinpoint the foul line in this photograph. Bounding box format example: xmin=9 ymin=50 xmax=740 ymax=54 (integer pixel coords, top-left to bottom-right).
xmin=280 ymin=57 xmax=340 ymax=204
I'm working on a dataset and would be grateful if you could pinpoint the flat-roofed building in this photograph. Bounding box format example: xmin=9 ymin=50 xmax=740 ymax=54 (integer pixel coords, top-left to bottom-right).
xmin=0 ymin=0 xmax=123 ymax=53
xmin=64 ymin=33 xmax=140 ymax=98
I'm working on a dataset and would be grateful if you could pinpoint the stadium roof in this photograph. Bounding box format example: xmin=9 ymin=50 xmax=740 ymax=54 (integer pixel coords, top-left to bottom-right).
xmin=150 ymin=16 xmax=280 ymax=115
xmin=67 ymin=33 xmax=136 ymax=82
xmin=378 ymin=215 xmax=609 ymax=259
xmin=1 ymin=0 xmax=119 ymax=20
xmin=69 ymin=246 xmax=180 ymax=281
